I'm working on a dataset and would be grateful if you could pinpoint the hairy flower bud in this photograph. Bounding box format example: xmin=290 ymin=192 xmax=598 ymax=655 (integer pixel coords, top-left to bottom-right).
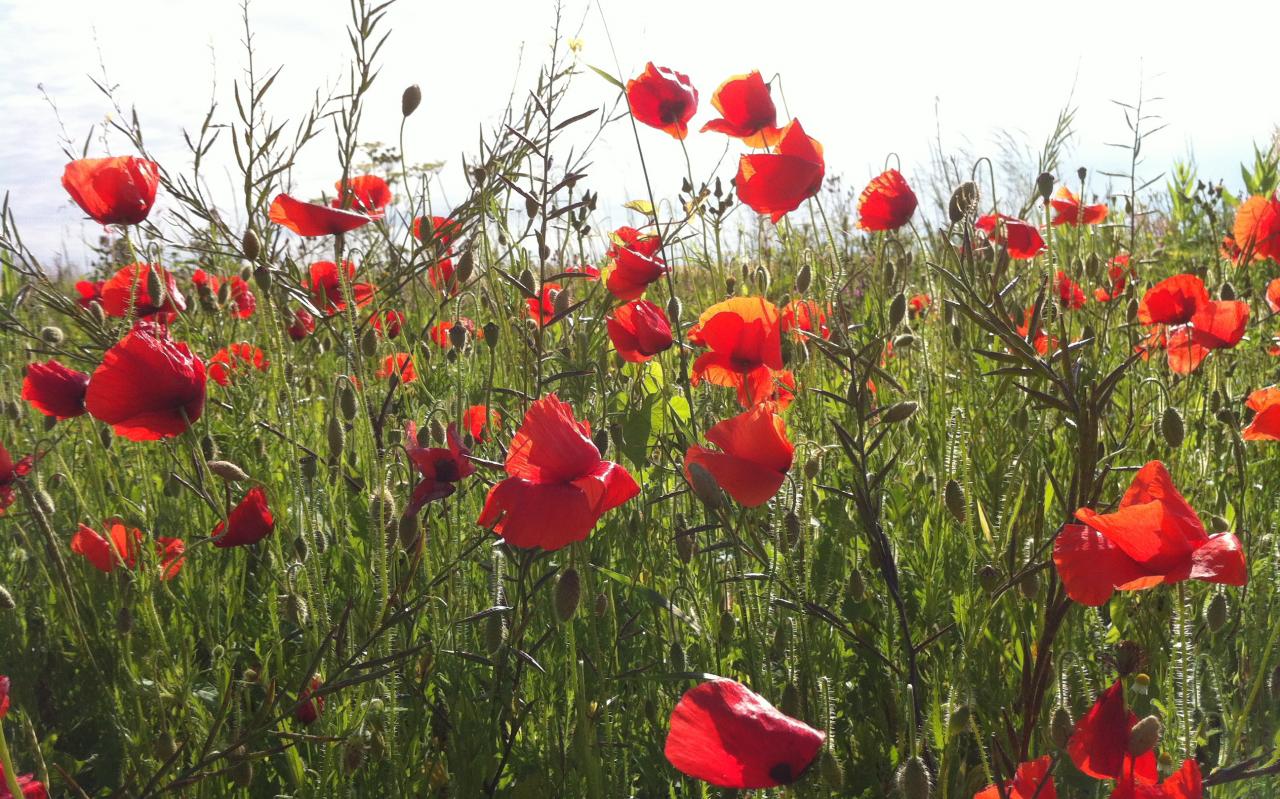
xmin=554 ymin=567 xmax=581 ymax=623
xmin=945 ymin=479 xmax=967 ymax=523
xmin=206 ymin=460 xmax=250 ymax=483
xmin=1127 ymin=715 xmax=1162 ymax=756
xmin=402 ymin=84 xmax=422 ymax=117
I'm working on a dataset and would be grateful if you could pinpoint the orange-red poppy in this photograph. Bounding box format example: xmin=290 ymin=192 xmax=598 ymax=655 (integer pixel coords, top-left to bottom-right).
xmin=606 ymin=226 xmax=667 ymax=301
xmin=1055 ymin=270 xmax=1086 ymax=309
xmin=21 ymin=359 xmax=89 ymax=420
xmin=71 ymin=521 xmax=184 ymax=580
xmin=1112 ymin=759 xmax=1203 ymax=799
xmin=429 ymin=318 xmax=475 ymax=349
xmin=857 ymin=169 xmax=918 ymax=232
xmin=909 ymin=293 xmax=932 ymax=317
xmin=1067 ymin=680 xmax=1157 ymax=783
xmin=684 ymin=402 xmax=792 ymax=507
xmin=700 ymin=71 xmax=779 ymax=148
xmin=476 ymin=394 xmax=639 ymax=550
xmin=462 ymin=405 xmax=501 ymax=441
xmin=404 ymin=421 xmax=475 ymax=513
xmin=734 ymin=120 xmax=825 ymax=223
xmin=85 ymin=322 xmax=207 ymax=441
xmin=1232 ymin=193 xmax=1280 ymax=263
xmin=62 ymin=156 xmax=159 ymax=226
xmin=1266 ymin=277 xmax=1280 ymax=312
xmin=212 ymin=486 xmax=275 ymax=548
xmin=269 ymin=193 xmax=372 ymax=237
xmin=689 ymin=297 xmax=792 ymax=408
xmin=101 ymin=263 xmax=187 ymax=319
xmin=1093 ymin=254 xmax=1132 ymax=303
xmin=1050 ymin=186 xmax=1107 ymax=226
xmin=1137 ymin=274 xmax=1248 ymax=374
xmin=192 ymin=269 xmax=256 ymax=319
xmin=1053 ymin=460 xmax=1247 ymax=606
xmin=1243 ymin=386 xmax=1280 ymax=441
xmin=976 ymin=213 xmax=1045 ymax=260
xmin=0 ymin=442 xmax=33 ymax=516
xmin=333 ymin=174 xmax=392 ymax=216
xmin=607 ymin=300 xmax=674 ymax=362
xmin=974 ymin=756 xmax=1056 ymax=799
xmin=626 ymin=62 xmax=698 ymax=140
xmin=526 ymin=283 xmax=564 ymax=326
xmin=377 ymin=353 xmax=417 ymax=383
xmin=780 ymin=299 xmax=831 ymax=340
xmin=302 ymin=261 xmax=375 ymax=316
xmin=207 ymin=343 xmax=269 ymax=386
xmin=372 ymin=309 xmax=406 ymax=339
xmin=1015 ymin=307 xmax=1059 ymax=355
xmin=287 ymin=309 xmax=316 ymax=341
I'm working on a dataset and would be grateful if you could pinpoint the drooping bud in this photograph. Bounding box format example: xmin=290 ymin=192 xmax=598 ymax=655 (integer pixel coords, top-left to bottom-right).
xmin=846 ymin=568 xmax=866 ymax=602
xmin=338 ymin=380 xmax=358 ymax=421
xmin=687 ymin=463 xmax=723 ymax=509
xmin=1221 ymin=281 xmax=1236 ymax=301
xmin=944 ymin=479 xmax=967 ymax=523
xmin=327 ymin=416 xmax=346 ymax=457
xmin=717 ymin=609 xmax=736 ymax=646
xmin=402 ymin=84 xmax=422 ymax=117
xmin=1127 ymin=715 xmax=1162 ymax=756
xmin=448 ymin=322 xmax=468 ymax=349
xmin=949 ymin=181 xmax=979 ymax=223
xmin=1206 ymin=592 xmax=1228 ymax=632
xmin=666 ymin=295 xmax=682 ymax=323
xmin=206 ymin=460 xmax=250 ymax=482
xmin=977 ymin=564 xmax=1001 ymax=595
xmin=591 ymin=428 xmax=609 ymax=456
xmin=1162 ymin=406 xmax=1184 ymax=448
xmin=146 ymin=266 xmax=167 ymax=308
xmin=360 ymin=327 xmax=378 ymax=358
xmin=554 ymin=568 xmax=581 ymax=623
xmin=820 ymin=750 xmax=844 ymax=790
xmin=483 ymin=322 xmax=500 ymax=349
xmin=796 ymin=263 xmax=812 ymax=293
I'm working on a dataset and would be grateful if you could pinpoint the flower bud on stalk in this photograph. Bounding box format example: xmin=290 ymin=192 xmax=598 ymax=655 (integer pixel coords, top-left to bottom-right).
xmin=1127 ymin=715 xmax=1162 ymax=756
xmin=402 ymin=84 xmax=422 ymax=117
xmin=554 ymin=567 xmax=581 ymax=622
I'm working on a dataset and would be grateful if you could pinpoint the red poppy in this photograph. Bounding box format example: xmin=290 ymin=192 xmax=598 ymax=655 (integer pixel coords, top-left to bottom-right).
xmin=334 ymin=174 xmax=392 ymax=216
xmin=463 ymin=405 xmax=500 ymax=441
xmin=212 ymin=486 xmax=275 ymax=548
xmin=372 ymin=309 xmax=405 ymax=338
xmin=302 ymin=261 xmax=375 ymax=315
xmin=192 ymin=269 xmax=256 ymax=319
xmin=605 ymin=226 xmax=668 ymax=302
xmin=22 ymin=359 xmax=89 ymax=420
xmin=0 ymin=443 xmax=33 ymax=516
xmin=1221 ymin=234 xmax=1243 ymax=263
xmin=1050 ymin=187 xmax=1108 ymax=226
xmin=1232 ymin=193 xmax=1280 ymax=262
xmin=974 ymin=756 xmax=1057 ymax=799
xmin=1013 ymin=307 xmax=1058 ymax=355
xmin=564 ymin=264 xmax=601 ymax=280
xmin=1138 ymin=274 xmax=1208 ymax=326
xmin=700 ymin=71 xmax=779 ymax=148
xmin=476 ymin=394 xmax=639 ymax=551
xmin=0 ymin=675 xmax=7 ymax=718
xmin=428 ymin=255 xmax=458 ymax=295
xmin=1053 ymin=461 xmax=1246 ymax=606
xmin=909 ymin=293 xmax=932 ymax=317
xmin=207 ymin=343 xmax=269 ymax=386
xmin=526 ymin=283 xmax=563 ymax=326
xmin=69 ymin=522 xmax=184 ymax=580
xmin=664 ymin=678 xmax=824 ymax=789
xmin=781 ymin=299 xmax=831 ymax=340
xmin=626 ymin=62 xmax=698 ymax=139
xmin=1137 ymin=274 xmax=1248 ymax=374
xmin=1067 ymin=680 xmax=1157 ymax=783
xmin=429 ymin=318 xmax=476 ymax=349
xmin=269 ymin=193 xmax=371 ymax=237
xmin=412 ymin=215 xmax=461 ymax=246
xmin=404 ymin=421 xmax=476 ymax=513
xmin=287 ymin=309 xmax=317 ymax=341
xmin=101 ymin=263 xmax=187 ymax=319
xmin=690 ymin=297 xmax=792 ymax=408
xmin=685 ymin=403 xmax=792 ymax=507
xmin=1111 ymin=758 xmax=1202 ymax=799
xmin=1056 ymin=270 xmax=1087 ymax=309
xmin=62 ymin=156 xmax=159 ymax=226
xmin=976 ymin=213 xmax=1046 ymax=260
xmin=0 ymin=762 xmax=47 ymax=799
xmin=735 ymin=119 xmax=825 ymax=223
xmin=295 ymin=676 xmax=325 ymax=726
xmin=607 ymin=300 xmax=674 ymax=362
xmin=1242 ymin=386 xmax=1280 ymax=441
xmin=75 ymin=280 xmax=104 ymax=309
xmin=1266 ymin=278 xmax=1280 ymax=313
xmin=1094 ymin=254 xmax=1133 ymax=303
xmin=857 ymin=169 xmax=918 ymax=231
xmin=377 ymin=353 xmax=417 ymax=383
xmin=85 ymin=323 xmax=207 ymax=441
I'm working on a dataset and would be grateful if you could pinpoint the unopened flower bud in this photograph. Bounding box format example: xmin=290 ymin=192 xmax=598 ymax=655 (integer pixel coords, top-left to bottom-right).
xmin=949 ymin=181 xmax=979 ymax=223
xmin=687 ymin=462 xmax=723 ymax=509
xmin=898 ymin=755 xmax=932 ymax=799
xmin=206 ymin=460 xmax=250 ymax=482
xmin=402 ymin=84 xmax=422 ymax=117
xmin=1036 ymin=172 xmax=1055 ymax=203
xmin=1206 ymin=592 xmax=1229 ymax=632
xmin=1127 ymin=715 xmax=1162 ymax=756
xmin=554 ymin=567 xmax=581 ymax=623
xmin=242 ymin=229 xmax=260 ymax=261
xmin=945 ymin=479 xmax=967 ymax=523
xmin=1162 ymin=407 xmax=1184 ymax=448
xmin=796 ymin=263 xmax=812 ymax=293
xmin=39 ymin=326 xmax=64 ymax=345
xmin=882 ymin=401 xmax=918 ymax=424
xmin=890 ymin=292 xmax=907 ymax=327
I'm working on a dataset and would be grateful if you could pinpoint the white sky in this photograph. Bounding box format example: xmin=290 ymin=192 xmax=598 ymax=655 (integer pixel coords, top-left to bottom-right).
xmin=2 ymin=0 xmax=1278 ymax=264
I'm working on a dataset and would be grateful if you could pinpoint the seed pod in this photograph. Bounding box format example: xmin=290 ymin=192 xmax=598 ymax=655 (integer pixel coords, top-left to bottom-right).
xmin=1036 ymin=172 xmax=1055 ymax=203
xmin=944 ymin=479 xmax=967 ymax=523
xmin=39 ymin=326 xmax=65 ymax=345
xmin=206 ymin=460 xmax=250 ymax=482
xmin=253 ymin=265 xmax=272 ymax=291
xmin=455 ymin=250 xmax=474 ymax=284
xmin=890 ymin=292 xmax=908 ymax=327
xmin=820 ymin=750 xmax=844 ymax=790
xmin=482 ymin=322 xmax=500 ymax=349
xmin=949 ymin=181 xmax=979 ymax=223
xmin=241 ymin=229 xmax=260 ymax=261
xmin=846 ymin=568 xmax=866 ymax=602
xmin=782 ymin=511 xmax=801 ymax=546
xmin=327 ymin=416 xmax=345 ymax=457
xmin=360 ymin=327 xmax=378 ymax=358
xmin=1206 ymin=593 xmax=1228 ymax=632
xmin=484 ymin=612 xmax=507 ymax=654
xmin=518 ymin=268 xmax=535 ymax=294
xmin=977 ymin=564 xmax=1001 ymax=594
xmin=1127 ymin=715 xmax=1162 ymax=756
xmin=0 ymin=585 xmax=14 ymax=609
xmin=882 ymin=401 xmax=918 ymax=424
xmin=402 ymin=84 xmax=422 ymax=117
xmin=554 ymin=568 xmax=581 ymax=622
xmin=898 ymin=755 xmax=932 ymax=799
xmin=687 ymin=463 xmax=723 ymax=509
xmin=1161 ymin=407 xmax=1184 ymax=448
xmin=1050 ymin=706 xmax=1073 ymax=748
xmin=1020 ymin=571 xmax=1040 ymax=599
xmin=796 ymin=263 xmax=812 ymax=293
xmin=336 ymin=381 xmax=358 ymax=421
xmin=449 ymin=322 xmax=468 ymax=349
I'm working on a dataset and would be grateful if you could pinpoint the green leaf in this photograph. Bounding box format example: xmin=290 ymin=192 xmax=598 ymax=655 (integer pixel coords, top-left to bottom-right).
xmin=588 ymin=64 xmax=625 ymax=91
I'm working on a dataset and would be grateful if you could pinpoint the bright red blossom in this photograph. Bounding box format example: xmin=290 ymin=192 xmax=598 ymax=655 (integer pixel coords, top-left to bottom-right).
xmin=909 ymin=293 xmax=932 ymax=317
xmin=1095 ymin=254 xmax=1133 ymax=303
xmin=302 ymin=261 xmax=375 ymax=315
xmin=781 ymin=299 xmax=831 ymax=340
xmin=605 ymin=226 xmax=667 ymax=302
xmin=404 ymin=421 xmax=476 ymax=513
xmin=857 ymin=169 xmax=918 ymax=231
xmin=70 ymin=522 xmax=185 ymax=580
xmin=974 ymin=756 xmax=1056 ymax=799
xmin=75 ymin=279 xmax=104 ymax=309
xmin=976 ymin=213 xmax=1046 ymax=260
xmin=269 ymin=193 xmax=372 ymax=236
xmin=1232 ymin=193 xmax=1280 ymax=262
xmin=1067 ymin=680 xmax=1157 ymax=783
xmin=85 ymin=323 xmax=207 ymax=441
xmin=101 ymin=263 xmax=187 ymax=319
xmin=0 ymin=762 xmax=46 ymax=799
xmin=192 ymin=269 xmax=256 ymax=319
xmin=287 ymin=309 xmax=317 ymax=341
xmin=1137 ymin=274 xmax=1249 ymax=374
xmin=1056 ymin=270 xmax=1087 ymax=309
xmin=1050 ymin=186 xmax=1108 ymax=226
xmin=734 ymin=119 xmax=825 ymax=223
xmin=626 ymin=63 xmax=698 ymax=139
xmin=664 ymin=678 xmax=824 ymax=789
xmin=212 ymin=486 xmax=275 ymax=548
xmin=1111 ymin=758 xmax=1202 ymax=799
xmin=295 ymin=677 xmax=325 ymax=726
xmin=207 ymin=343 xmax=269 ymax=386
xmin=377 ymin=353 xmax=417 ymax=383
xmin=700 ymin=71 xmax=779 ymax=148
xmin=372 ymin=309 xmax=406 ymax=338
xmin=462 ymin=405 xmax=500 ymax=441
xmin=607 ymin=300 xmax=674 ymax=362
xmin=62 ymin=156 xmax=159 ymax=226
xmin=526 ymin=283 xmax=563 ymax=326
xmin=0 ymin=443 xmax=33 ymax=516
xmin=1242 ymin=386 xmax=1280 ymax=441
xmin=476 ymin=394 xmax=639 ymax=551
xmin=685 ymin=403 xmax=793 ymax=507
xmin=689 ymin=297 xmax=793 ymax=408
xmin=22 ymin=359 xmax=89 ymax=420
xmin=334 ymin=174 xmax=392 ymax=216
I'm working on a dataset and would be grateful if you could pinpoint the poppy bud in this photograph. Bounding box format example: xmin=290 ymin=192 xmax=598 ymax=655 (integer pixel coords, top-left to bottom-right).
xmin=820 ymin=750 xmax=844 ymax=790
xmin=229 ymin=746 xmax=253 ymax=788
xmin=783 ymin=510 xmax=801 ymax=545
xmin=454 ymin=249 xmax=474 ymax=283
xmin=554 ymin=567 xmax=581 ymax=622
xmin=669 ymin=641 xmax=686 ymax=672
xmin=1050 ymin=705 xmax=1074 ymax=748
xmin=281 ymin=592 xmax=309 ymax=626
xmin=553 ymin=287 xmax=571 ymax=317
xmin=199 ymin=434 xmax=217 ymax=461
xmin=117 ymin=605 xmax=133 ymax=633
xmin=337 ymin=382 xmax=358 ymax=422
xmin=207 ymin=460 xmax=250 ymax=482
xmin=949 ymin=182 xmax=979 ymax=223
xmin=39 ymin=325 xmax=65 ymax=345
xmin=754 ymin=265 xmax=771 ymax=292
xmin=217 ymin=279 xmax=232 ymax=305
xmin=1036 ymin=172 xmax=1055 ymax=203
xmin=482 ymin=322 xmax=500 ymax=349
xmin=675 ymin=529 xmax=694 ymax=564
xmin=725 ymin=276 xmax=737 ymax=295
xmin=1085 ymin=252 xmax=1100 ymax=278
xmin=944 ymin=479 xmax=966 ymax=523
xmin=242 ymin=229 xmax=260 ymax=261
xmin=34 ymin=486 xmax=55 ymax=515
xmin=898 ymin=755 xmax=932 ymax=799
xmin=846 ymin=568 xmax=866 ymax=602
xmin=300 ymin=455 xmax=318 ymax=482
xmin=1127 ymin=715 xmax=1162 ymax=756
xmin=327 ymin=416 xmax=345 ymax=457
xmin=591 ymin=427 xmax=609 ymax=456
xmin=882 ymin=401 xmax=918 ymax=424
xmin=717 ymin=610 xmax=736 ymax=646
xmin=484 ymin=612 xmax=506 ymax=654
xmin=293 ymin=535 xmax=309 ymax=562
xmin=1220 ymin=281 xmax=1235 ymax=300
xmin=803 ymin=457 xmax=820 ymax=480
xmin=687 ymin=462 xmax=723 ymax=509
xmin=781 ymin=681 xmax=801 ymax=719
xmin=1215 ymin=408 xmax=1238 ymax=428
xmin=146 ymin=267 xmax=167 ymax=307
xmin=769 ymin=624 xmax=788 ymax=663
xmin=525 ymin=195 xmax=540 ymax=219
xmin=0 ymin=585 xmax=14 ymax=610
xmin=1209 ymin=514 xmax=1230 ymax=533
xmin=1077 ymin=166 xmax=1088 ymax=182
xmin=890 ymin=292 xmax=907 ymax=327
xmin=253 ymin=265 xmax=272 ymax=291
xmin=977 ymin=564 xmax=1000 ymax=594
xmin=893 ymin=333 xmax=915 ymax=350
xmin=342 ymin=737 xmax=366 ymax=774
xmin=796 ymin=263 xmax=812 ymax=293
xmin=518 ymin=268 xmax=535 ymax=293
xmin=1206 ymin=592 xmax=1228 ymax=632
xmin=360 ymin=328 xmax=378 ymax=358
xmin=666 ymin=295 xmax=682 ymax=322
xmin=397 ymin=512 xmax=419 ymax=550
xmin=1020 ymin=571 xmax=1040 ymax=599
xmin=950 ymin=325 xmax=962 ymax=348
xmin=402 ymin=84 xmax=422 ymax=117
xmin=448 ymin=323 xmax=468 ymax=349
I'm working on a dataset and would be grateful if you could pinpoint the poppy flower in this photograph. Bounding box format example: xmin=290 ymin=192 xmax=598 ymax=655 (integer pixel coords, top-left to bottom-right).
xmin=22 ymin=359 xmax=90 ymax=420
xmin=0 ymin=675 xmax=8 ymax=718
xmin=1053 ymin=461 xmax=1247 ymax=606
xmin=372 ymin=309 xmax=405 ymax=338
xmin=1137 ymin=274 xmax=1248 ymax=374
xmin=1050 ymin=187 xmax=1108 ymax=226
xmin=976 ymin=213 xmax=1046 ymax=260
xmin=428 ymin=255 xmax=458 ymax=295
xmin=664 ymin=678 xmax=824 ymax=789
xmin=1056 ymin=270 xmax=1087 ymax=309
xmin=974 ymin=756 xmax=1057 ymax=799
xmin=857 ymin=169 xmax=918 ymax=232
xmin=412 ymin=215 xmax=462 ymax=246
xmin=69 ymin=522 xmax=184 ymax=580
xmin=685 ymin=403 xmax=792 ymax=507
xmin=1067 ymin=680 xmax=1157 ymax=784
xmin=463 ymin=405 xmax=500 ymax=441
xmin=295 ymin=676 xmax=325 ymax=726
xmin=207 ymin=343 xmax=269 ymax=386
xmin=75 ymin=279 xmax=104 ymax=309
xmin=735 ymin=119 xmax=825 ymax=223
xmin=85 ymin=323 xmax=207 ymax=441
xmin=607 ymin=300 xmax=674 ymax=362
xmin=100 ymin=263 xmax=187 ymax=319
xmin=1268 ymin=278 xmax=1280 ymax=313
xmin=0 ymin=762 xmax=47 ymax=799
xmin=476 ymin=394 xmax=639 ymax=551
xmin=212 ymin=486 xmax=275 ymax=548
xmin=192 ymin=269 xmax=256 ymax=319
xmin=377 ymin=353 xmax=417 ymax=383
xmin=1013 ymin=306 xmax=1060 ymax=354
xmin=626 ymin=62 xmax=698 ymax=139
xmin=564 ymin=264 xmax=601 ymax=280
xmin=62 ymin=155 xmax=159 ymax=226
xmin=781 ymin=299 xmax=831 ymax=340
xmin=1232 ymin=193 xmax=1280 ymax=262
xmin=302 ymin=261 xmax=375 ymax=315
xmin=269 ymin=193 xmax=372 ymax=237
xmin=287 ymin=309 xmax=317 ymax=341
xmin=909 ymin=293 xmax=932 ymax=317
xmin=404 ymin=421 xmax=476 ymax=513
xmin=1094 ymin=254 xmax=1133 ymax=303
xmin=700 ymin=71 xmax=779 ymax=148
xmin=605 ymin=226 xmax=668 ymax=302
xmin=689 ymin=297 xmax=791 ymax=408
xmin=429 ymin=318 xmax=476 ymax=349
xmin=0 ymin=443 xmax=33 ymax=516
xmin=1111 ymin=758 xmax=1202 ymax=799
xmin=1242 ymin=386 xmax=1280 ymax=441
xmin=334 ymin=174 xmax=392 ymax=216
xmin=526 ymin=283 xmax=563 ymax=326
